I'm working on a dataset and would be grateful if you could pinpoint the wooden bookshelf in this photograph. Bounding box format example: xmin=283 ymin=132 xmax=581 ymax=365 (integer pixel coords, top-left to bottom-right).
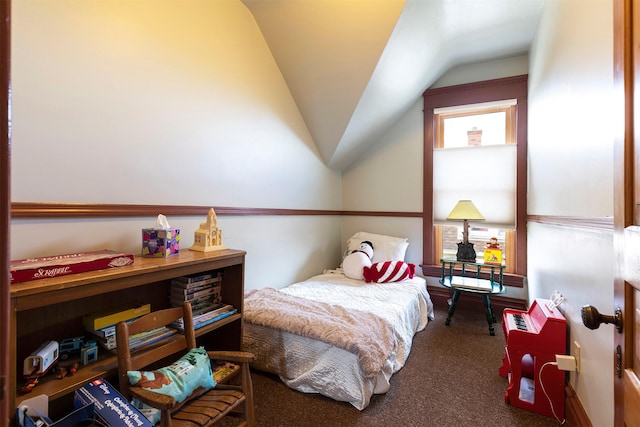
xmin=10 ymin=249 xmax=246 ymax=417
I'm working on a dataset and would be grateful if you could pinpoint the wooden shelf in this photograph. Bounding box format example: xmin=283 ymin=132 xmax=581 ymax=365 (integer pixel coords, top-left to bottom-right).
xmin=440 ymin=276 xmax=501 ymax=293
xmin=10 ymin=249 xmax=246 ymax=418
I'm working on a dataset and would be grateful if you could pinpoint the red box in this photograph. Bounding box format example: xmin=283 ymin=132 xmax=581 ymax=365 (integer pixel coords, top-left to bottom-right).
xmin=10 ymin=250 xmax=134 ymax=284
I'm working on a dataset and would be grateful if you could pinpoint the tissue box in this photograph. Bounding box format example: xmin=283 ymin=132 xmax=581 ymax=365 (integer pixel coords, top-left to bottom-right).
xmin=74 ymin=378 xmax=153 ymax=427
xmin=142 ymin=228 xmax=180 ymax=257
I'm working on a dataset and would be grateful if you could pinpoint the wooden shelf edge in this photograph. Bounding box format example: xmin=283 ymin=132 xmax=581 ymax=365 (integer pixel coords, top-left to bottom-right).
xmin=11 ymin=250 xmax=246 ymax=304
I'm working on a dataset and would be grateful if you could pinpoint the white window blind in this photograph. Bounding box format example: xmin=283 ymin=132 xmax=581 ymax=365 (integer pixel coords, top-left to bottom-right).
xmin=433 ymin=144 xmax=516 ymax=228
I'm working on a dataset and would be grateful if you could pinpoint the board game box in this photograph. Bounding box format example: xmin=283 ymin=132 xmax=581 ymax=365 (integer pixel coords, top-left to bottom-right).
xmin=10 ymin=250 xmax=134 ymax=284
xmin=74 ymin=378 xmax=153 ymax=427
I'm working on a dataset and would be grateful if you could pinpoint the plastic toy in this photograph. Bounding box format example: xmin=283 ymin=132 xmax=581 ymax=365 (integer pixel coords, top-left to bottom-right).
xmin=21 ymin=340 xmax=59 ymax=393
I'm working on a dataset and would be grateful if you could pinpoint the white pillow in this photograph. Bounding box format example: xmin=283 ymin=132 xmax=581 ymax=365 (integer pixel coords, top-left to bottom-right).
xmin=344 ymin=232 xmax=409 ymax=265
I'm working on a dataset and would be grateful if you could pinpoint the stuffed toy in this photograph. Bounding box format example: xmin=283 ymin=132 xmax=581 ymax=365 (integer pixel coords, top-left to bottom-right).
xmin=343 ymin=240 xmax=374 ymax=280
xmin=363 ymin=261 xmax=416 ymax=283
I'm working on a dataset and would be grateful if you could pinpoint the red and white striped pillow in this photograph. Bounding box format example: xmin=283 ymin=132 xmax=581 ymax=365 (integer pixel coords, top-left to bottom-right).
xmin=363 ymin=261 xmax=416 ymax=283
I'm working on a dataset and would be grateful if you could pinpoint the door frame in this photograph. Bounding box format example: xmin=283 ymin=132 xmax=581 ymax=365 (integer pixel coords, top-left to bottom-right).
xmin=0 ymin=0 xmax=10 ymax=424
xmin=613 ymin=0 xmax=635 ymax=425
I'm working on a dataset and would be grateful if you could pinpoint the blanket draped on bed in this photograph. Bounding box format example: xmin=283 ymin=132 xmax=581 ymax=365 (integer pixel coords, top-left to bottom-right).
xmin=244 ymin=287 xmax=395 ymax=378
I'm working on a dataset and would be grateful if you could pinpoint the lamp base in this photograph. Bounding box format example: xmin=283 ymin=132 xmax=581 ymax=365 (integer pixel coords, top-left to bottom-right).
xmin=456 ymin=242 xmax=477 ymax=262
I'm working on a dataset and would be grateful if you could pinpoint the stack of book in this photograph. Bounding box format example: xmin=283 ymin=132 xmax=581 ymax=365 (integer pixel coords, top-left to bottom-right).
xmin=170 ymin=270 xmax=237 ymax=332
xmin=170 ymin=271 xmax=223 ymax=314
xmin=128 ymin=326 xmax=177 ymax=352
xmin=83 ymin=303 xmax=151 ymax=351
xmin=171 ymin=303 xmax=237 ymax=332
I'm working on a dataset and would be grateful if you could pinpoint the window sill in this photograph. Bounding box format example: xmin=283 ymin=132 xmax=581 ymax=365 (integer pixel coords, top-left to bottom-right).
xmin=420 ymin=264 xmax=525 ymax=288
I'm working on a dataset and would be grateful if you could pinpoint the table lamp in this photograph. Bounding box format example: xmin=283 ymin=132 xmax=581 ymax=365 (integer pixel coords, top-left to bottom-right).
xmin=447 ymin=200 xmax=485 ymax=262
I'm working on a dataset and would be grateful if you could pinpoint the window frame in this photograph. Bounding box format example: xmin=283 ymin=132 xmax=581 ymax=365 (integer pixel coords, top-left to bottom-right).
xmin=435 ymin=103 xmax=516 ymax=271
xmin=421 ymin=75 xmax=527 ymax=287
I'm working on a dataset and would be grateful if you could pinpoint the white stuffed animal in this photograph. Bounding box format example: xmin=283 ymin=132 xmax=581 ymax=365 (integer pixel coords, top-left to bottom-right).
xmin=343 ymin=240 xmax=374 ymax=281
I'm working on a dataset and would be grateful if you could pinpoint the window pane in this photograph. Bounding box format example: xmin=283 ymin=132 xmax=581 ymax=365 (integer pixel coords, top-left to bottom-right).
xmin=442 ymin=224 xmax=508 ymax=264
xmin=443 ymin=112 xmax=506 ymax=148
xmin=433 ymin=144 xmax=517 ymax=227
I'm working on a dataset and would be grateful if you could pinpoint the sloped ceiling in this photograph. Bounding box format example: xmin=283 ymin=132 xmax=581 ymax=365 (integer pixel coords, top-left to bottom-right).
xmin=241 ymin=0 xmax=544 ymax=171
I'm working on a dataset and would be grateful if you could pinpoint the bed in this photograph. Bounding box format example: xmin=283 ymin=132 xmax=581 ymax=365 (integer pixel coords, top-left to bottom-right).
xmin=242 ymin=232 xmax=435 ymax=410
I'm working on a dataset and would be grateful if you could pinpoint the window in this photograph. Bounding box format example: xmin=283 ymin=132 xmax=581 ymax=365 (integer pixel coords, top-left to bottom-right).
xmin=422 ymin=76 xmax=527 ymax=286
xmin=435 ymin=100 xmax=517 ymax=269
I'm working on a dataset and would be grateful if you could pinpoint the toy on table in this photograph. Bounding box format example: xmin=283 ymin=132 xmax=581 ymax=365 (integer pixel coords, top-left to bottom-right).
xmin=484 ymin=237 xmax=503 ymax=265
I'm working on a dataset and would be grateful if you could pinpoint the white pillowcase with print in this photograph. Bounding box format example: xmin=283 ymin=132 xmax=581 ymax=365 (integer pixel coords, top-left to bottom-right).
xmin=344 ymin=231 xmax=409 ymax=265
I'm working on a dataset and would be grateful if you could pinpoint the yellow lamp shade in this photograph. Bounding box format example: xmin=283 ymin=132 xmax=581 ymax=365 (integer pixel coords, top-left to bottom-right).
xmin=447 ymin=200 xmax=485 ymax=221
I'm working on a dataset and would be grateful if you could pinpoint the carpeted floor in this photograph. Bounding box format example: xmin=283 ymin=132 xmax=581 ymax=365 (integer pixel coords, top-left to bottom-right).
xmin=227 ymin=307 xmax=564 ymax=426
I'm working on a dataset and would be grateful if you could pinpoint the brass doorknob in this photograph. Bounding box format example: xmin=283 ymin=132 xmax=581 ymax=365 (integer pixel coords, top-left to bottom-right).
xmin=581 ymin=305 xmax=623 ymax=333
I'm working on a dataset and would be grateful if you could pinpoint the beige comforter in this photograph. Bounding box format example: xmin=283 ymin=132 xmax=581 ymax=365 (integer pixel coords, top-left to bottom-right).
xmin=244 ymin=287 xmax=395 ymax=378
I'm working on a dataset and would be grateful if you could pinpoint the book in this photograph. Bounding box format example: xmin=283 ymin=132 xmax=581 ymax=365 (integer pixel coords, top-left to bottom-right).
xmin=174 ymin=295 xmax=217 ymax=311
xmin=128 ymin=326 xmax=171 ymax=344
xmin=85 ymin=324 xmax=116 ymax=339
xmin=170 ymin=281 xmax=219 ymax=296
xmin=193 ymin=309 xmax=237 ymax=330
xmin=173 ymin=304 xmax=235 ymax=327
xmin=484 ymin=248 xmax=503 ymax=265
xmin=170 ymin=285 xmax=220 ymax=302
xmin=172 ymin=308 xmax=237 ymax=332
xmin=172 ymin=271 xmax=220 ymax=285
xmin=96 ymin=326 xmax=178 ymax=352
xmin=213 ymin=361 xmax=239 ymax=383
xmin=450 ymin=276 xmax=492 ymax=291
xmin=10 ymin=250 xmax=134 ymax=284
xmin=198 ymin=306 xmax=234 ymax=321
xmin=171 ymin=297 xmax=213 ymax=310
xmin=83 ymin=303 xmax=151 ymax=330
xmin=130 ymin=329 xmax=177 ymax=352
xmin=171 ymin=275 xmax=222 ymax=290
xmin=129 ymin=326 xmax=177 ymax=352
xmin=96 ymin=335 xmax=117 ymax=351
xmin=192 ymin=302 xmax=227 ymax=317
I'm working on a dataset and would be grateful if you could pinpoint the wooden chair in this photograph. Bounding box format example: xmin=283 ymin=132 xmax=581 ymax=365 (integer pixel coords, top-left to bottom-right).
xmin=116 ymin=302 xmax=255 ymax=427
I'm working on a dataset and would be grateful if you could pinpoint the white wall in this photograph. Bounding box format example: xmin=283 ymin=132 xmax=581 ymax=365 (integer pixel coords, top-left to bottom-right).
xmin=10 ymin=0 xmax=342 ymax=290
xmin=342 ymin=3 xmax=616 ymax=420
xmin=341 ymin=55 xmax=529 ymax=301
xmin=340 ymin=96 xmax=424 ymax=266
xmin=431 ymin=55 xmax=530 ymax=89
xmin=528 ymin=0 xmax=614 ymax=425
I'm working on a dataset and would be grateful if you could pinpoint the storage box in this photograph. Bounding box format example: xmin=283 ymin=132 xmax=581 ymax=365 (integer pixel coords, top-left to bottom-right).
xmin=74 ymin=378 xmax=153 ymax=427
xmin=83 ymin=302 xmax=151 ymax=331
xmin=484 ymin=248 xmax=503 ymax=265
xmin=17 ymin=403 xmax=95 ymax=427
xmin=10 ymin=250 xmax=134 ymax=284
xmin=142 ymin=228 xmax=180 ymax=257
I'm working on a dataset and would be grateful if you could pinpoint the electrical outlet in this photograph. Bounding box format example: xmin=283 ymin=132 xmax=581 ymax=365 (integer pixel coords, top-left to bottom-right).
xmin=556 ymin=355 xmax=577 ymax=371
xmin=574 ymin=341 xmax=581 ymax=372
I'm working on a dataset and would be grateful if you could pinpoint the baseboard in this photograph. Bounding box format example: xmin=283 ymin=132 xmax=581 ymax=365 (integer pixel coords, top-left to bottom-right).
xmin=426 ymin=284 xmax=527 ymax=316
xmin=565 ymin=383 xmax=592 ymax=427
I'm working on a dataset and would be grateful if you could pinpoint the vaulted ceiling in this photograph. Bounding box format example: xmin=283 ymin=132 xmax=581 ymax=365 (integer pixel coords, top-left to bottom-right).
xmin=241 ymin=0 xmax=544 ymax=171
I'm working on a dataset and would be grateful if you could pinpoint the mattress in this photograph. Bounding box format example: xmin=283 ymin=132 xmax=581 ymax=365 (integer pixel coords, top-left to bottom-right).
xmin=243 ymin=271 xmax=434 ymax=409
